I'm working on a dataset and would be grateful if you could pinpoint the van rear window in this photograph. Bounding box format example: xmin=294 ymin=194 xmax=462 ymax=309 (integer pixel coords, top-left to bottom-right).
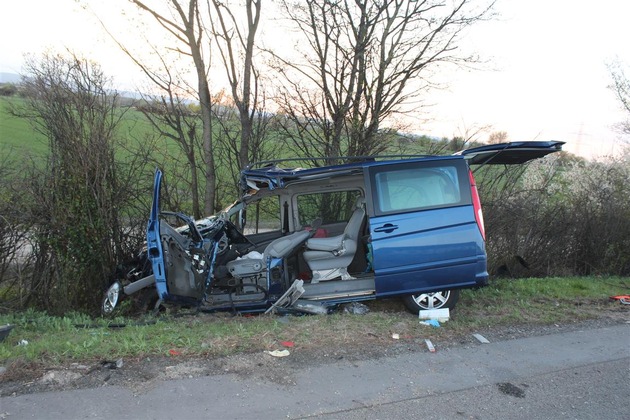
xmin=372 ymin=162 xmax=468 ymax=214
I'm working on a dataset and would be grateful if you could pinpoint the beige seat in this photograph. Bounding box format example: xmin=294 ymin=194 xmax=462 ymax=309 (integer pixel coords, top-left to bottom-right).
xmin=303 ymin=197 xmax=365 ymax=282
xmin=227 ymin=229 xmax=312 ymax=279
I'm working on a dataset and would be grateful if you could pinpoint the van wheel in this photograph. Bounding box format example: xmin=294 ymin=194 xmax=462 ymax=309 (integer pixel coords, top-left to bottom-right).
xmin=403 ymin=289 xmax=459 ymax=313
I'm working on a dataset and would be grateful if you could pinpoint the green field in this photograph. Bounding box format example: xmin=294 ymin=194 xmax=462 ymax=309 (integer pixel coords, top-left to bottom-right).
xmin=0 ymin=97 xmax=48 ymax=159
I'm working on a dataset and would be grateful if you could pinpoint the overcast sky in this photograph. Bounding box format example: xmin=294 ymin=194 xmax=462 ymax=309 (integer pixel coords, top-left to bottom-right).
xmin=2 ymin=0 xmax=629 ymax=159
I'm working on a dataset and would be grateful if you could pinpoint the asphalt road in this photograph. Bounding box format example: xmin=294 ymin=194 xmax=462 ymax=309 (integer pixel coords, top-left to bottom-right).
xmin=1 ymin=324 xmax=628 ymax=419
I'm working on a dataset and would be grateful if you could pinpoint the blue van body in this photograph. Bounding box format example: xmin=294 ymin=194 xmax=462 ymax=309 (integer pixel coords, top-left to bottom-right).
xmin=101 ymin=141 xmax=563 ymax=315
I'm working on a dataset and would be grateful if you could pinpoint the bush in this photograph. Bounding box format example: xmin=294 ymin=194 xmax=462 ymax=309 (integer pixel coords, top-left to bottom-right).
xmin=0 ymin=83 xmax=18 ymax=96
xmin=480 ymin=152 xmax=630 ymax=277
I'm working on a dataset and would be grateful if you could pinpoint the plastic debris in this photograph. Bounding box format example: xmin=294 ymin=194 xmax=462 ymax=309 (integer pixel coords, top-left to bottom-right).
xmin=280 ymin=341 xmax=295 ymax=348
xmin=17 ymin=339 xmax=28 ymax=346
xmin=419 ymin=308 xmax=450 ymax=322
xmin=473 ymin=333 xmax=490 ymax=344
xmin=610 ymin=295 xmax=630 ymax=305
xmin=425 ymin=339 xmax=436 ymax=352
xmin=391 ymin=333 xmax=400 ymax=340
xmin=265 ymin=279 xmax=305 ymax=314
xmin=343 ymin=302 xmax=370 ymax=315
xmin=292 ymin=300 xmax=329 ymax=315
xmin=419 ymin=319 xmax=441 ymax=328
xmin=101 ymin=358 xmax=124 ymax=369
xmin=169 ymin=349 xmax=182 ymax=356
xmin=266 ymin=349 xmax=290 ymax=357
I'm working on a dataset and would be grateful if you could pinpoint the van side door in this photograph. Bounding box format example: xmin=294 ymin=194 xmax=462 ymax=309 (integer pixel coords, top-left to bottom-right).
xmin=365 ymin=158 xmax=487 ymax=297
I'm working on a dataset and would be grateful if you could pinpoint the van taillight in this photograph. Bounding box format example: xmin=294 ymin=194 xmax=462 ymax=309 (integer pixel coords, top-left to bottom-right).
xmin=469 ymin=170 xmax=485 ymax=240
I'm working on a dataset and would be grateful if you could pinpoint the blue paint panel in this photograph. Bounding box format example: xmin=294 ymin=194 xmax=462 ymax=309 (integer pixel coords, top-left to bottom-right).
xmin=370 ymin=204 xmax=487 ymax=296
xmin=147 ymin=169 xmax=168 ymax=299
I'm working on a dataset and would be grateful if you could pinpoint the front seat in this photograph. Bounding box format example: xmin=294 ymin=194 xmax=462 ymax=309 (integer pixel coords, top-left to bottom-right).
xmin=303 ymin=197 xmax=365 ymax=282
xmin=226 ymin=229 xmax=313 ymax=279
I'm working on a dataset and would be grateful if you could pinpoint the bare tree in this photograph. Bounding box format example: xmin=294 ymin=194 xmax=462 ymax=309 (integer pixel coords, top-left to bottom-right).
xmin=271 ymin=0 xmax=494 ymax=162
xmin=211 ymin=0 xmax=262 ymax=169
xmin=608 ymin=59 xmax=630 ymax=136
xmin=122 ymin=0 xmax=217 ymax=215
xmin=131 ymin=62 xmax=206 ymax=218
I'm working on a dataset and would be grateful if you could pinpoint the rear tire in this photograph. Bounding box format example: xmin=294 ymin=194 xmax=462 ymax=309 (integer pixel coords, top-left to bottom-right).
xmin=403 ymin=289 xmax=460 ymax=313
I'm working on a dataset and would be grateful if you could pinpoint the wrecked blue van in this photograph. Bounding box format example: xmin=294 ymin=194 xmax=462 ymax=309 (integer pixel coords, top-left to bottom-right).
xmin=102 ymin=141 xmax=564 ymax=315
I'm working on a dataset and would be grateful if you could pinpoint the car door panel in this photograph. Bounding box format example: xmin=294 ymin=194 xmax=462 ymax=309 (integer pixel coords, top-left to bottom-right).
xmin=365 ymin=159 xmax=487 ymax=297
xmin=370 ymin=206 xmax=486 ymax=295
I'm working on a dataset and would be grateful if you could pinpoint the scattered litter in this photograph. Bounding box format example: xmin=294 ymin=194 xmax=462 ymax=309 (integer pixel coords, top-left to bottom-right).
xmin=610 ymin=295 xmax=630 ymax=305
xmin=391 ymin=333 xmax=400 ymax=340
xmin=265 ymin=279 xmax=305 ymax=314
xmin=419 ymin=308 xmax=450 ymax=322
xmin=70 ymin=363 xmax=90 ymax=370
xmin=343 ymin=302 xmax=370 ymax=315
xmin=425 ymin=339 xmax=436 ymax=353
xmin=473 ymin=333 xmax=490 ymax=344
xmin=17 ymin=339 xmax=28 ymax=346
xmin=101 ymin=358 xmax=123 ymax=369
xmin=292 ymin=300 xmax=329 ymax=315
xmin=266 ymin=349 xmax=290 ymax=357
xmin=419 ymin=319 xmax=441 ymax=328
xmin=280 ymin=341 xmax=295 ymax=348
xmin=169 ymin=349 xmax=182 ymax=356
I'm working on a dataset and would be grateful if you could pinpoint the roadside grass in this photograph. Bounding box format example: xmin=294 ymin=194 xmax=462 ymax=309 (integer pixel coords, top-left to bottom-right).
xmin=0 ymin=277 xmax=627 ymax=370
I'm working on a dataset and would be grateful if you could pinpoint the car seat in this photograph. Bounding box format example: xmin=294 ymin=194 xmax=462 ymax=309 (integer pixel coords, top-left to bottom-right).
xmin=226 ymin=225 xmax=316 ymax=279
xmin=302 ymin=197 xmax=365 ymax=282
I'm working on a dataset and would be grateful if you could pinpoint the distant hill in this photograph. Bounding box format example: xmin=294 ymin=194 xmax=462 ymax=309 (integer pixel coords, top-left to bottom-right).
xmin=0 ymin=73 xmax=20 ymax=84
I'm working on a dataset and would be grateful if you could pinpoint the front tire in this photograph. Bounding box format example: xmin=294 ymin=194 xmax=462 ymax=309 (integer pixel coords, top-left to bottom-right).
xmin=403 ymin=289 xmax=459 ymax=313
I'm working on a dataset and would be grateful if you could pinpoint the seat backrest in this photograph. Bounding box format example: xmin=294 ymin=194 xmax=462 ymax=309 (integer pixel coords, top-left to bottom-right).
xmin=343 ymin=197 xmax=365 ymax=243
xmin=263 ymin=230 xmax=311 ymax=259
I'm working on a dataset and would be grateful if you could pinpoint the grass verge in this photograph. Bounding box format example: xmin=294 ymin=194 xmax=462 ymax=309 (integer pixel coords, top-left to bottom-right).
xmin=0 ymin=276 xmax=627 ymax=368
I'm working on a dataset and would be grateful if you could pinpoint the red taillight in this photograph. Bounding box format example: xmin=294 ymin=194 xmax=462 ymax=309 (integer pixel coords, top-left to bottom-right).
xmin=469 ymin=170 xmax=485 ymax=240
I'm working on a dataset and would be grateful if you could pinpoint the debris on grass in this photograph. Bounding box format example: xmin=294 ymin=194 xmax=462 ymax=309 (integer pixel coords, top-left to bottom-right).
xmin=343 ymin=302 xmax=370 ymax=315
xmin=419 ymin=308 xmax=450 ymax=322
xmin=280 ymin=341 xmax=295 ymax=348
xmin=609 ymin=295 xmax=630 ymax=305
xmin=473 ymin=333 xmax=490 ymax=344
xmin=425 ymin=339 xmax=436 ymax=352
xmin=391 ymin=333 xmax=400 ymax=340
xmin=266 ymin=349 xmax=290 ymax=357
xmin=419 ymin=319 xmax=440 ymax=328
xmin=101 ymin=359 xmax=123 ymax=369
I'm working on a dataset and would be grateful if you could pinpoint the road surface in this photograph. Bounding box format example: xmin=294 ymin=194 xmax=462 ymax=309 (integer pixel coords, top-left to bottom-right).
xmin=1 ymin=324 xmax=628 ymax=419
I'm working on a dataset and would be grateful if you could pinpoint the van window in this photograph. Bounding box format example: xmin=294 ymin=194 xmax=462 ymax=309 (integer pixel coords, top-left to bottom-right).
xmin=240 ymin=196 xmax=281 ymax=235
xmin=372 ymin=163 xmax=465 ymax=214
xmin=297 ymin=190 xmax=362 ymax=226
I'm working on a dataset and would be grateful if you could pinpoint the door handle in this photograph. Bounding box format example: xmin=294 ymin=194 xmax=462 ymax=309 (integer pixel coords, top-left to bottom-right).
xmin=374 ymin=223 xmax=398 ymax=233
